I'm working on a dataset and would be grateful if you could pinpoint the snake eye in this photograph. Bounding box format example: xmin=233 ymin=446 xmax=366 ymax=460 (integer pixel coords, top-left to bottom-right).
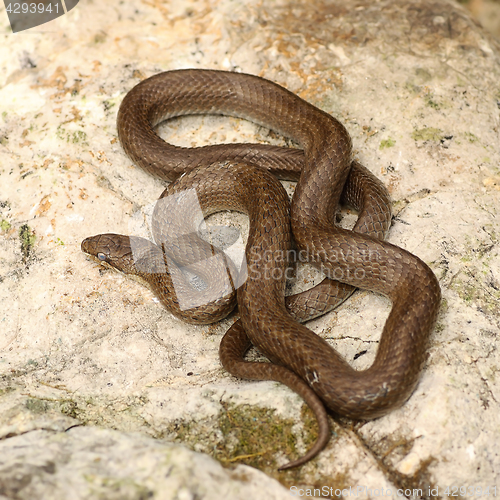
xmin=97 ymin=252 xmax=107 ymax=261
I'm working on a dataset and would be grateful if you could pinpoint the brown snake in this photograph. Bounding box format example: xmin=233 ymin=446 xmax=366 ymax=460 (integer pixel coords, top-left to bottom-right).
xmin=81 ymin=69 xmax=441 ymax=469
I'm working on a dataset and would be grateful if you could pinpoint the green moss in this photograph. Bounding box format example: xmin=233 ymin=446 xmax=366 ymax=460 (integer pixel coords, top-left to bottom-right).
xmin=56 ymin=125 xmax=88 ymax=145
xmin=425 ymin=95 xmax=441 ymax=110
xmin=159 ymin=401 xmax=313 ymax=473
xmin=19 ymin=393 xmax=93 ymax=422
xmin=379 ymin=138 xmax=396 ymax=150
xmin=71 ymin=130 xmax=88 ymax=144
xmin=0 ymin=386 xmax=15 ymax=396
xmin=452 ymin=245 xmax=500 ymax=314
xmin=464 ymin=132 xmax=479 ymax=143
xmin=411 ymin=127 xmax=444 ymax=142
xmin=19 ymin=224 xmax=36 ymax=262
xmin=434 ymin=321 xmax=445 ymax=333
xmin=59 ymin=399 xmax=79 ymax=419
xmin=25 ymin=397 xmax=49 ymax=414
xmin=103 ymin=96 xmax=121 ymax=112
xmin=216 ymin=402 xmax=298 ymax=469
xmin=1 ymin=219 xmax=11 ymax=232
xmin=103 ymin=100 xmax=115 ymax=111
xmin=56 ymin=124 xmax=65 ymax=140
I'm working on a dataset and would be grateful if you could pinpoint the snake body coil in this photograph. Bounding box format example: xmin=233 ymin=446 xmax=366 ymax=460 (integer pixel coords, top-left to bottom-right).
xmin=82 ymin=69 xmax=441 ymax=468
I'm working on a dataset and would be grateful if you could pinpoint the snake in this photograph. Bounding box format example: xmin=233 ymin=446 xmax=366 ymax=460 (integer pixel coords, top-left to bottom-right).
xmin=81 ymin=69 xmax=441 ymax=469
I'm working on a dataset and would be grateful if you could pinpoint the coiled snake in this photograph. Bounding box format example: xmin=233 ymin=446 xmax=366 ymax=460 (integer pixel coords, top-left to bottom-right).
xmin=82 ymin=69 xmax=441 ymax=469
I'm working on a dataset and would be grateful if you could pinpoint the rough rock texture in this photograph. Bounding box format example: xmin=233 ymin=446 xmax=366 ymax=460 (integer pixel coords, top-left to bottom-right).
xmin=0 ymin=427 xmax=291 ymax=500
xmin=1 ymin=0 xmax=499 ymax=498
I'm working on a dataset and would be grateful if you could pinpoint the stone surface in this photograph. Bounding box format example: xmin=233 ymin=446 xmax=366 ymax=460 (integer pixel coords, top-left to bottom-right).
xmin=0 ymin=0 xmax=499 ymax=497
xmin=0 ymin=427 xmax=291 ymax=500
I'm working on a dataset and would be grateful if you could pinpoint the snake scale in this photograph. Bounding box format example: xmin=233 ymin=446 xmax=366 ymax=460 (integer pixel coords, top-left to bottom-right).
xmin=82 ymin=69 xmax=441 ymax=469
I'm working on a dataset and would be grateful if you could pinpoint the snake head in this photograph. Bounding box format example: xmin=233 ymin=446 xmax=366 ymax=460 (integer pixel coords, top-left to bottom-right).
xmin=81 ymin=233 xmax=167 ymax=277
xmin=81 ymin=233 xmax=138 ymax=274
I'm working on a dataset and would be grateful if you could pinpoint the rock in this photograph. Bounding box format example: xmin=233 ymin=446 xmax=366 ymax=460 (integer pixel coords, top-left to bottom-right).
xmin=1 ymin=0 xmax=499 ymax=495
